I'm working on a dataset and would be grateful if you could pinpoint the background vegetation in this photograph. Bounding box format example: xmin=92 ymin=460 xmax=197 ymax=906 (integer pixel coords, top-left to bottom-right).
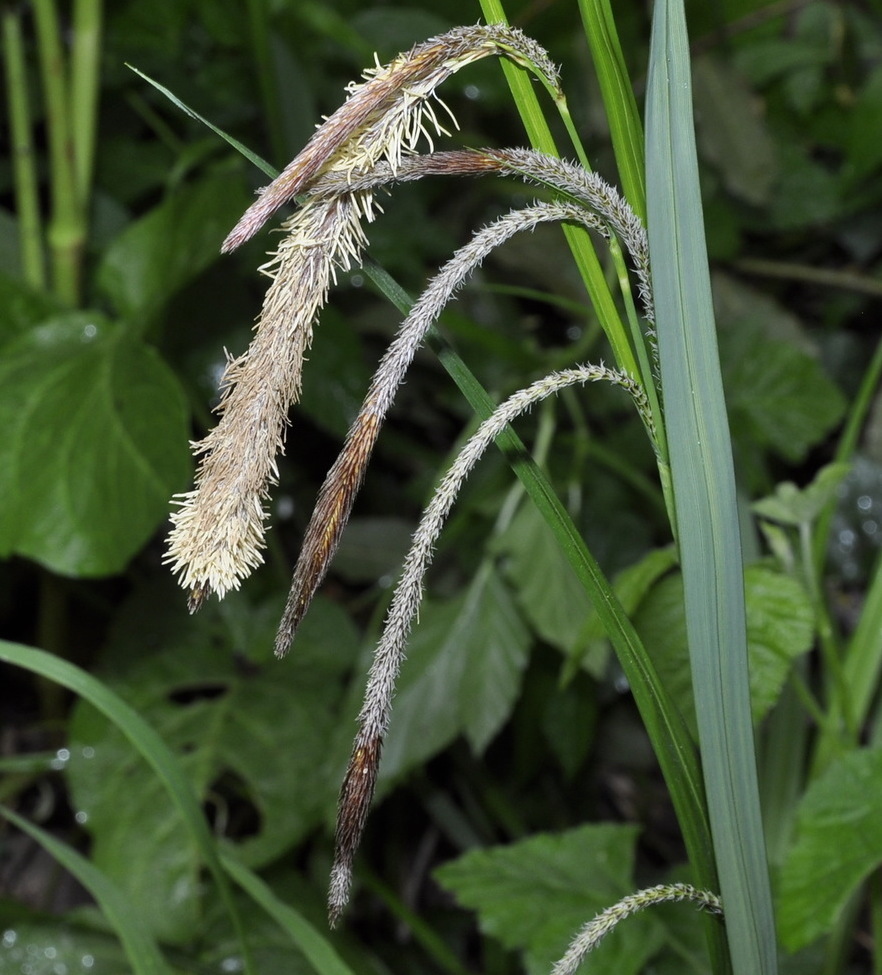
xmin=2 ymin=0 xmax=882 ymax=972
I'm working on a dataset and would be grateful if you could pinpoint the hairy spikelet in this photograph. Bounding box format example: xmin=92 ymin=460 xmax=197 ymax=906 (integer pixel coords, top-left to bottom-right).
xmin=551 ymin=883 xmax=723 ymax=975
xmin=222 ymin=25 xmax=560 ymax=252
xmin=326 ymin=362 xmax=650 ymax=924
xmin=275 ymin=200 xmax=613 ymax=654
xmin=166 ymin=25 xmax=561 ymax=608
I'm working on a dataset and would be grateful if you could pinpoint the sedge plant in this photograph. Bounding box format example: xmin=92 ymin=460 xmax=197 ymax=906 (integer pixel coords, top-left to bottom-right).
xmin=165 ymin=6 xmax=775 ymax=973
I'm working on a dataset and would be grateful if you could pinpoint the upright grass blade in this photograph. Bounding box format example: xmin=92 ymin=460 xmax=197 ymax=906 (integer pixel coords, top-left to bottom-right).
xmin=576 ymin=0 xmax=646 ymax=220
xmin=0 ymin=803 xmax=173 ymax=975
xmin=0 ymin=640 xmax=256 ymax=975
xmin=645 ymin=2 xmax=777 ymax=974
xmin=478 ymin=0 xmax=642 ymax=385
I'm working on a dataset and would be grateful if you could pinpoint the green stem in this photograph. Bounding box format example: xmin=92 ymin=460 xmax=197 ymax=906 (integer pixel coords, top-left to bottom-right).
xmin=2 ymin=7 xmax=46 ymax=288
xmin=70 ymin=0 xmax=103 ymax=205
xmin=33 ymin=0 xmax=83 ymax=305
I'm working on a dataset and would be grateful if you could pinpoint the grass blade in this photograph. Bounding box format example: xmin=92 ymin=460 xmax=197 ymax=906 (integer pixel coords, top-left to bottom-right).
xmin=126 ymin=63 xmax=276 ymax=179
xmin=576 ymin=0 xmax=646 ymax=219
xmin=0 ymin=640 xmax=255 ymax=975
xmin=0 ymin=802 xmax=173 ymax=975
xmin=220 ymin=854 xmax=357 ymax=975
xmin=645 ymin=2 xmax=776 ymax=973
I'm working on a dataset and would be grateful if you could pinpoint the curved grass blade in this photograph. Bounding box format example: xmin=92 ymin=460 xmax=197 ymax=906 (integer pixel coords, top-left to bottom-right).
xmin=220 ymin=853 xmax=356 ymax=975
xmin=0 ymin=640 xmax=255 ymax=975
xmin=126 ymin=63 xmax=276 ymax=180
xmin=0 ymin=802 xmax=173 ymax=975
xmin=646 ymin=2 xmax=776 ymax=973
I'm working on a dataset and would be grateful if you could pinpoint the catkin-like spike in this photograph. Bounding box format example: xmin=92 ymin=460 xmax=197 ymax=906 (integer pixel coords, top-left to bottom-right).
xmin=165 ymin=195 xmax=368 ymax=604
xmin=309 ymin=148 xmax=653 ymax=324
xmin=550 ymin=883 xmax=723 ymax=975
xmin=326 ymin=364 xmax=650 ymax=924
xmin=167 ymin=26 xmax=562 ymax=608
xmin=275 ymin=200 xmax=611 ymax=654
xmin=222 ymin=25 xmax=560 ymax=252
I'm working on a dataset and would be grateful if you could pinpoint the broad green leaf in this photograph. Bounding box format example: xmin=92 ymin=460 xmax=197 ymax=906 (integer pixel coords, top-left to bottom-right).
xmin=0 ymin=270 xmax=62 ymax=345
xmin=380 ymin=563 xmax=530 ymax=780
xmin=753 ymin=464 xmax=851 ymax=527
xmin=96 ymin=171 xmax=253 ymax=324
xmin=766 ymin=142 xmax=842 ymax=230
xmin=723 ymin=319 xmax=845 ymax=464
xmin=434 ymin=824 xmax=662 ymax=975
xmin=0 ymin=916 xmax=129 ymax=974
xmin=494 ymin=502 xmax=595 ymax=658
xmin=778 ymin=747 xmax=882 ymax=950
xmin=0 ymin=316 xmax=190 ymax=575
xmin=66 ymin=585 xmax=359 ymax=941
xmin=744 ymin=567 xmax=815 ymax=721
xmin=692 ymin=55 xmax=777 ymax=206
xmin=635 ymin=565 xmax=814 ymax=734
xmin=847 ymin=64 xmax=882 ymax=182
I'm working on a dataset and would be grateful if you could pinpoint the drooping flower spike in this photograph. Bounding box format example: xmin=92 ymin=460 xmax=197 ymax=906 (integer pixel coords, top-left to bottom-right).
xmin=327 ymin=360 xmax=651 ymax=923
xmin=274 ymin=185 xmax=654 ymax=656
xmin=221 ymin=24 xmax=562 ymax=252
xmin=165 ymin=25 xmax=564 ymax=610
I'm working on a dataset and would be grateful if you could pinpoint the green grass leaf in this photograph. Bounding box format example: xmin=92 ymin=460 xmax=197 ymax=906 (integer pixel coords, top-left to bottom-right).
xmin=0 ymin=804 xmax=174 ymax=975
xmin=0 ymin=639 xmax=254 ymax=973
xmin=646 ymin=1 xmax=777 ymax=971
xmin=0 ymin=318 xmax=190 ymax=576
xmin=220 ymin=854 xmax=357 ymax=975
xmin=576 ymin=0 xmax=646 ymax=218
